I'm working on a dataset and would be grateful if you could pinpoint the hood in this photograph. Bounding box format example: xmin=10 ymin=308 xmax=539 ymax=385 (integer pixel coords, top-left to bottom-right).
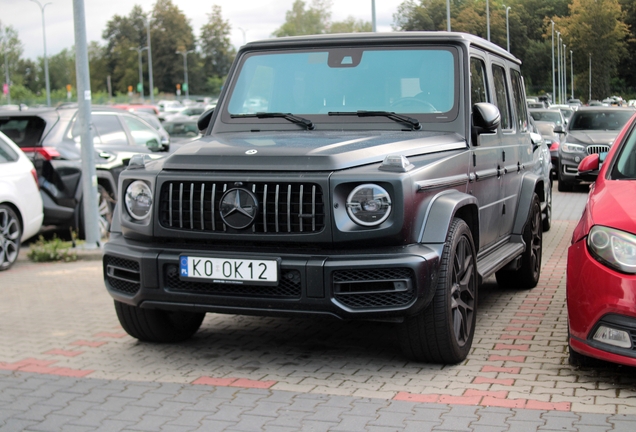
xmin=567 ymin=130 xmax=619 ymax=146
xmin=162 ymin=131 xmax=466 ymax=171
xmin=588 ymin=180 xmax=636 ymax=235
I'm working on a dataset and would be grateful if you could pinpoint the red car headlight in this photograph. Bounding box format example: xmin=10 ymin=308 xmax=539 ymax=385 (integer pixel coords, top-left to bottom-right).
xmin=587 ymin=225 xmax=636 ymax=274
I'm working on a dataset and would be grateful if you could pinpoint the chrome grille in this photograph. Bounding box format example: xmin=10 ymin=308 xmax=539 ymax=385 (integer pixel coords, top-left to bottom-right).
xmin=159 ymin=181 xmax=325 ymax=234
xmin=587 ymin=145 xmax=610 ymax=155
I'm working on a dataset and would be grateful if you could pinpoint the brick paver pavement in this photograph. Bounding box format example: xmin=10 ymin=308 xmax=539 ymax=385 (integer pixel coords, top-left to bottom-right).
xmin=1 ymin=185 xmax=635 ymax=431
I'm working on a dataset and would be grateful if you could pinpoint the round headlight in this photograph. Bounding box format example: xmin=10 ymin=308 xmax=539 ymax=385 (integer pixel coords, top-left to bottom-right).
xmin=125 ymin=180 xmax=153 ymax=221
xmin=346 ymin=184 xmax=392 ymax=227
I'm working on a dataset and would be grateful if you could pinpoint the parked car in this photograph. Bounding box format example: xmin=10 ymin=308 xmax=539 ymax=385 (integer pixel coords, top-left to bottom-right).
xmin=550 ymin=104 xmax=574 ymax=124
xmin=103 ymin=32 xmax=547 ymax=364
xmin=529 ymin=108 xmax=566 ymax=128
xmin=557 ymin=107 xmax=634 ymax=191
xmin=567 ymin=111 xmax=636 ymax=367
xmin=0 ymin=131 xmax=43 ymax=270
xmin=534 ymin=120 xmax=563 ymax=179
xmin=0 ymin=105 xmax=169 ymax=238
xmin=112 ymin=103 xmax=159 ymax=116
xmin=161 ymin=119 xmax=202 ymax=145
xmin=160 ymin=105 xmax=207 ymax=123
xmin=529 ymin=119 xmax=554 ymax=231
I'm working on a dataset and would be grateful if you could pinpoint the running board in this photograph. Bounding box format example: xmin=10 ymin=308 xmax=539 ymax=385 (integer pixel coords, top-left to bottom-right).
xmin=477 ymin=242 xmax=525 ymax=282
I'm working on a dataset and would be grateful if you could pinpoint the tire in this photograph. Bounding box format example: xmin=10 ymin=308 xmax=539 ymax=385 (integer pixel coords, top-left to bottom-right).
xmin=496 ymin=194 xmax=542 ymax=289
xmin=78 ymin=185 xmax=113 ymax=240
xmin=542 ymin=183 xmax=552 ymax=232
xmin=557 ymin=168 xmax=573 ymax=192
xmin=115 ymin=300 xmax=205 ymax=343
xmin=399 ymin=218 xmax=477 ymax=364
xmin=0 ymin=205 xmax=22 ymax=271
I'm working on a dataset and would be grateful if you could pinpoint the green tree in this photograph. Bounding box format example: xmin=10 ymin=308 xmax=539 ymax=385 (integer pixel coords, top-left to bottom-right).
xmin=618 ymin=0 xmax=636 ymax=96
xmin=45 ymin=49 xmax=76 ymax=93
xmin=392 ymin=0 xmax=450 ymax=31
xmin=151 ymin=0 xmax=196 ymax=94
xmin=199 ymin=4 xmax=236 ymax=95
xmin=272 ymin=0 xmax=332 ymax=37
xmin=329 ymin=17 xmax=372 ymax=33
xmin=553 ymin=0 xmax=628 ymax=100
xmin=0 ymin=22 xmax=23 ymax=103
xmin=102 ymin=5 xmax=149 ymax=95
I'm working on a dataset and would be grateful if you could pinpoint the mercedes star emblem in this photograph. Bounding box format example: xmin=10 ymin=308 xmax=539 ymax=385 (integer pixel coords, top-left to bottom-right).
xmin=219 ymin=188 xmax=259 ymax=230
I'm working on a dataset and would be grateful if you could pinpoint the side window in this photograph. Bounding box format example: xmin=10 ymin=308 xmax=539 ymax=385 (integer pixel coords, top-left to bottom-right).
xmin=492 ymin=65 xmax=512 ymax=130
xmin=122 ymin=116 xmax=159 ymax=147
xmin=470 ymin=57 xmax=489 ymax=104
xmin=74 ymin=114 xmax=129 ymax=145
xmin=0 ymin=136 xmax=19 ymax=163
xmin=510 ymin=69 xmax=528 ymax=132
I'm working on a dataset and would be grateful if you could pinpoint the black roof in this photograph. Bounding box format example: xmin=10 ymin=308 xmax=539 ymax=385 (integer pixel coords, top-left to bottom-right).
xmin=241 ymin=31 xmax=520 ymax=65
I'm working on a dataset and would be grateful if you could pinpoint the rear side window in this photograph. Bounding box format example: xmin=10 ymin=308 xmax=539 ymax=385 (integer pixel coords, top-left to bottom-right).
xmin=122 ymin=116 xmax=159 ymax=147
xmin=0 ymin=116 xmax=46 ymax=148
xmin=470 ymin=58 xmax=489 ymax=104
xmin=510 ymin=70 xmax=528 ymax=132
xmin=0 ymin=135 xmax=19 ymax=163
xmin=492 ymin=65 xmax=512 ymax=130
xmin=89 ymin=114 xmax=128 ymax=144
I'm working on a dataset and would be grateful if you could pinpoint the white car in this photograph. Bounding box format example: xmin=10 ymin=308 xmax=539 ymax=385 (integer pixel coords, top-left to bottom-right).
xmin=0 ymin=131 xmax=43 ymax=270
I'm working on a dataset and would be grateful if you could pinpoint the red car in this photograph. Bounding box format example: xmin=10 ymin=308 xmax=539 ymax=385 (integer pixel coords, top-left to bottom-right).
xmin=567 ymin=112 xmax=636 ymax=367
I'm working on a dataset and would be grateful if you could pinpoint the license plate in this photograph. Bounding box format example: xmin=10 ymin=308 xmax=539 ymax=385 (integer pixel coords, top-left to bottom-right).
xmin=179 ymin=256 xmax=278 ymax=285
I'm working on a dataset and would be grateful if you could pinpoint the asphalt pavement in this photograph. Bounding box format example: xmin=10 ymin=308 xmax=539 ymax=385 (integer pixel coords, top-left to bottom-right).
xmin=1 ymin=184 xmax=635 ymax=431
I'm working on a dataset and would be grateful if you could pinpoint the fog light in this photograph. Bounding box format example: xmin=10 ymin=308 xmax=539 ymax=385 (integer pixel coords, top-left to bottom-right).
xmin=592 ymin=325 xmax=632 ymax=348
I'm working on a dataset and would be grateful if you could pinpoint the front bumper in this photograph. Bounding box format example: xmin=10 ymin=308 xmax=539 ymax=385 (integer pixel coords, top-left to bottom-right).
xmin=567 ymin=240 xmax=636 ymax=367
xmin=558 ymin=151 xmax=587 ymax=184
xmin=103 ymin=233 xmax=441 ymax=320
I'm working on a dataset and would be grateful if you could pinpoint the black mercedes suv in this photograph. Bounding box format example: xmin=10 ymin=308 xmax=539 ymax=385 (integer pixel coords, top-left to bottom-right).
xmin=103 ymin=32 xmax=547 ymax=364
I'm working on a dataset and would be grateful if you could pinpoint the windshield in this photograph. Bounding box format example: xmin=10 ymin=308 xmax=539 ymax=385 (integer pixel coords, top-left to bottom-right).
xmin=226 ymin=47 xmax=458 ymax=119
xmin=611 ymin=122 xmax=636 ymax=180
xmin=569 ymin=110 xmax=633 ymax=131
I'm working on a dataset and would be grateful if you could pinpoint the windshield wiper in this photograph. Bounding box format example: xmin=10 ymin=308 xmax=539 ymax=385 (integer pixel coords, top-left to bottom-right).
xmin=231 ymin=112 xmax=314 ymax=130
xmin=328 ymin=111 xmax=421 ymax=130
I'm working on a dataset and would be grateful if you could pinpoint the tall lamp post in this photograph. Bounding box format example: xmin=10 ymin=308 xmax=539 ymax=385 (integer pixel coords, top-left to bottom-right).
xmin=570 ymin=49 xmax=574 ymax=100
xmin=176 ymin=49 xmax=194 ymax=101
xmin=504 ymin=6 xmax=511 ymax=52
xmin=486 ymin=0 xmax=490 ymax=41
xmin=129 ymin=46 xmax=147 ymax=100
xmin=446 ymin=0 xmax=451 ymax=31
xmin=563 ymin=44 xmax=567 ymax=103
xmin=556 ymin=31 xmax=561 ymax=104
xmin=551 ymin=21 xmax=555 ymax=104
xmin=588 ymin=53 xmax=592 ymax=102
xmin=30 ymin=0 xmax=52 ymax=107
xmin=143 ymin=15 xmax=154 ymax=104
xmin=371 ymin=0 xmax=376 ymax=32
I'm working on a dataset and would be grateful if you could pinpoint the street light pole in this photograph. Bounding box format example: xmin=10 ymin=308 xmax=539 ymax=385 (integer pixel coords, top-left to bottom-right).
xmin=589 ymin=53 xmax=591 ymax=102
xmin=129 ymin=46 xmax=147 ymax=101
xmin=556 ymin=31 xmax=561 ymax=104
xmin=486 ymin=0 xmax=490 ymax=41
xmin=570 ymin=49 xmax=574 ymax=100
xmin=505 ymin=6 xmax=511 ymax=52
xmin=371 ymin=0 xmax=376 ymax=32
xmin=446 ymin=0 xmax=451 ymax=31
xmin=30 ymin=0 xmax=52 ymax=107
xmin=238 ymin=27 xmax=247 ymax=45
xmin=551 ymin=21 xmax=555 ymax=104
xmin=144 ymin=15 xmax=154 ymax=104
xmin=176 ymin=49 xmax=194 ymax=101
xmin=563 ymin=44 xmax=567 ymax=103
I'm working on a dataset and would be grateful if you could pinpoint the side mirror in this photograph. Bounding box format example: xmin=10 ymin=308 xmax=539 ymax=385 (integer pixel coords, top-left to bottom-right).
xmin=577 ymin=153 xmax=600 ymax=182
xmin=554 ymin=125 xmax=565 ymax=134
xmin=146 ymin=138 xmax=161 ymax=152
xmin=530 ymin=132 xmax=542 ymax=150
xmin=471 ymin=103 xmax=500 ymax=146
xmin=197 ymin=108 xmax=214 ymax=132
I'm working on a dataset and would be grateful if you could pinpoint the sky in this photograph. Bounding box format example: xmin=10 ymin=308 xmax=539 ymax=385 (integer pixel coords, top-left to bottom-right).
xmin=2 ymin=0 xmax=406 ymax=61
